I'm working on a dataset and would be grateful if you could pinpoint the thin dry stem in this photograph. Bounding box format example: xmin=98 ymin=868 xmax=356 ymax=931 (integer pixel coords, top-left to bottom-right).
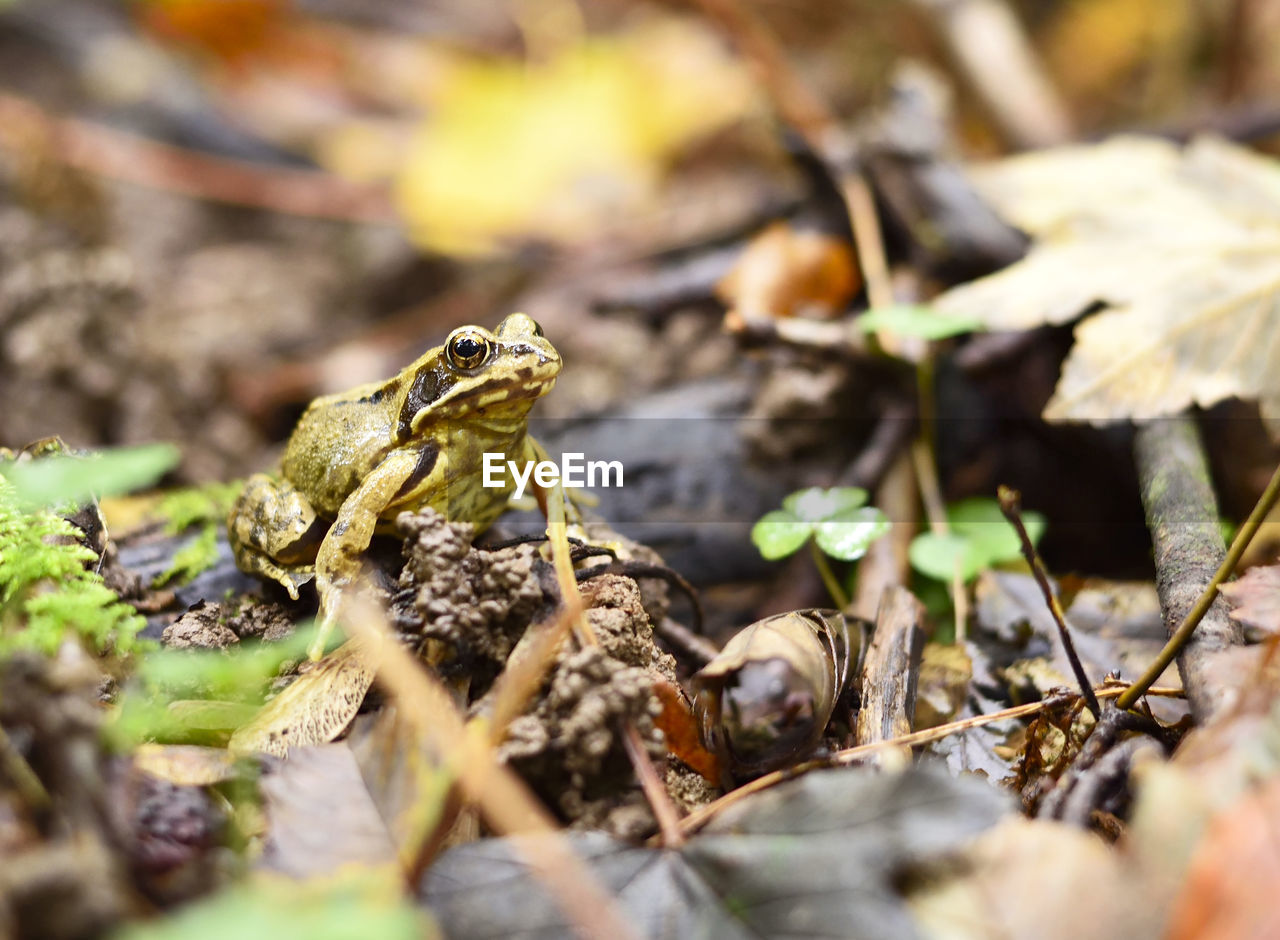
xmin=685 ymin=0 xmax=895 ymax=310
xmin=1117 ymin=457 xmax=1280 ymax=710
xmin=545 ymin=482 xmax=686 ymax=841
xmin=622 ymin=725 xmax=686 ymax=848
xmin=675 ymin=684 xmax=1182 ymax=836
xmin=998 ymin=485 xmax=1100 ymax=717
xmin=485 ymin=599 xmax=584 ymax=744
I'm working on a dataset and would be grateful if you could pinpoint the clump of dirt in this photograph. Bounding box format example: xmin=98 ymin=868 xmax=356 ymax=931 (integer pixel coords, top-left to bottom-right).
xmin=391 ymin=510 xmax=710 ymax=835
xmin=578 ymin=573 xmax=678 ymax=685
xmin=393 ymin=509 xmax=545 ymax=686
xmin=501 ymin=643 xmax=663 ymax=839
xmin=572 ymin=520 xmax=673 ymax=630
xmin=162 ymin=598 xmax=295 ymax=649
xmin=498 ymin=575 xmax=690 ymax=838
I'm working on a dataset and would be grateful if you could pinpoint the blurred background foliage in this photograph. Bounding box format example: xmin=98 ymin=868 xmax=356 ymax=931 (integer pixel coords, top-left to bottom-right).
xmin=1 ymin=0 xmax=1277 ymax=484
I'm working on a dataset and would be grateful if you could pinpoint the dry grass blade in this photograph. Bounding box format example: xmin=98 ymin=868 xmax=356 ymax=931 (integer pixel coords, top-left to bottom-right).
xmin=544 ymin=483 xmax=686 ymax=844
xmin=340 ymin=593 xmax=641 ymax=940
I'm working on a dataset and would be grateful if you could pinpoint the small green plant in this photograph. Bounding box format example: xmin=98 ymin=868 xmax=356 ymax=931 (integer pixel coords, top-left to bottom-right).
xmin=856 ymin=304 xmax=981 ymax=341
xmin=752 ymin=486 xmax=890 ymax=609
xmin=109 ymin=623 xmax=317 ymax=746
xmin=908 ymin=497 xmax=1046 ymax=583
xmin=152 ymin=480 xmax=242 ymax=588
xmin=0 ymin=443 xmax=178 ymax=656
xmin=119 ymin=868 xmax=430 ymax=940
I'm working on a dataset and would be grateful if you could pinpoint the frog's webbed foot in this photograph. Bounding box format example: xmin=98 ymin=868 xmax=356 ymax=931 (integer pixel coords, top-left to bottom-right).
xmin=227 ymin=473 xmax=325 ymax=600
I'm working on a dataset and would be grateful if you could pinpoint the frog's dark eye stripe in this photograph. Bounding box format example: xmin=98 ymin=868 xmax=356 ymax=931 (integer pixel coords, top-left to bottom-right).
xmin=446 ymin=329 xmax=491 ymax=370
xmin=397 ymin=369 xmax=442 ymax=439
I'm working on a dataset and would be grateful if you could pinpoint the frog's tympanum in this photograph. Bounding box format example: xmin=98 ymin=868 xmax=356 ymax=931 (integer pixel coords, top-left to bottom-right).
xmin=227 ymin=313 xmax=560 ymax=625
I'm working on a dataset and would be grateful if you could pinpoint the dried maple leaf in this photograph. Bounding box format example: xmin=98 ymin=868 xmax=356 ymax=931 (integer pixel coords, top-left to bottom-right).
xmin=1166 ymin=776 xmax=1280 ymax=940
xmin=1220 ymin=563 xmax=1280 ymax=639
xmin=934 ymin=136 xmax=1280 ymax=435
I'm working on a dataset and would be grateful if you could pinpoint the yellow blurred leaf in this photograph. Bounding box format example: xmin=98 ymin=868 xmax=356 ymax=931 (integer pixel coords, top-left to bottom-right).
xmin=396 ymin=18 xmax=755 ymax=254
xmin=1042 ymin=0 xmax=1194 ymax=111
xmin=934 ymin=136 xmax=1280 ymax=434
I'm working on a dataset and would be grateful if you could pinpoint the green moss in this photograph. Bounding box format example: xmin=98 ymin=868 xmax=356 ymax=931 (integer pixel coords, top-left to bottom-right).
xmin=152 ymin=480 xmax=241 ymax=588
xmin=0 ymin=475 xmax=147 ymax=656
xmin=156 ymin=480 xmax=241 ymax=535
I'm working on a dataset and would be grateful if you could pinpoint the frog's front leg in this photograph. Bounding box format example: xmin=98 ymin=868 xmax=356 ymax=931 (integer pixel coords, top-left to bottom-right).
xmin=227 ymin=473 xmax=327 ymax=600
xmin=311 ymin=450 xmax=421 ymax=657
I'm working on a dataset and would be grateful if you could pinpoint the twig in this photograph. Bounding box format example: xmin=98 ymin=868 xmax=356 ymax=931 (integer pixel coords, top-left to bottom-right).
xmin=0 ymin=92 xmax=394 ymax=223
xmin=622 ymin=725 xmax=685 ymax=848
xmin=544 ymin=483 xmax=686 ymax=842
xmin=1116 ymin=449 xmax=1280 ymax=711
xmin=855 ymin=586 xmax=925 ymax=757
xmin=685 ymin=0 xmax=895 ymax=310
xmin=852 ymin=451 xmax=916 ymax=622
xmin=907 ymin=0 xmax=1072 ymax=148
xmin=675 ymin=684 xmax=1183 ymax=836
xmin=839 ymin=400 xmax=916 ymax=493
xmin=1123 ymin=419 xmax=1250 ymax=720
xmin=654 ymin=616 xmax=721 ymax=667
xmin=1054 ymin=737 xmax=1162 ymax=827
xmin=998 ymin=485 xmax=1099 ymax=718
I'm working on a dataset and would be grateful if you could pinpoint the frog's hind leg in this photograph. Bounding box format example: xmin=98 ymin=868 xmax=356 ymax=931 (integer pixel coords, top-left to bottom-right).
xmin=227 ymin=473 xmax=325 ymax=600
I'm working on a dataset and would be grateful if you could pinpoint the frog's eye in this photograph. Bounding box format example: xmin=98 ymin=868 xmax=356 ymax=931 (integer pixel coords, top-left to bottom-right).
xmin=531 ymin=320 xmax=545 ymax=338
xmin=446 ymin=330 xmax=490 ymax=370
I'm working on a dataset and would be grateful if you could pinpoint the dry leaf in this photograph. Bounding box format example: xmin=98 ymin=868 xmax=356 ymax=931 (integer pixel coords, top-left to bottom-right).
xmin=133 ymin=743 xmax=245 ymax=786
xmin=715 ymin=221 xmax=859 ymax=322
xmin=259 ymin=743 xmax=400 ymax=877
xmin=934 ymin=136 xmax=1280 ymax=433
xmin=907 ymin=818 xmax=1141 ymax=940
xmin=1220 ymin=563 xmax=1280 ymax=639
xmin=228 ymin=640 xmax=374 ymax=758
xmin=1166 ymin=777 xmax=1280 ymax=940
xmin=396 ymin=17 xmax=754 ymax=254
xmin=651 ymin=676 xmax=720 ymax=784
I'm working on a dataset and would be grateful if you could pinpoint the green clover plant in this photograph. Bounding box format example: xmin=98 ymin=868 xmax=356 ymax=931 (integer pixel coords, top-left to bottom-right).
xmin=752 ymin=486 xmax=890 ymax=609
xmin=908 ymin=497 xmax=1046 ymax=583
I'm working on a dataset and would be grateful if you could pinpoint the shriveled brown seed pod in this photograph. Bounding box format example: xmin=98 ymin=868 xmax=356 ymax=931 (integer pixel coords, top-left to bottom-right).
xmin=693 ymin=609 xmax=855 ymax=785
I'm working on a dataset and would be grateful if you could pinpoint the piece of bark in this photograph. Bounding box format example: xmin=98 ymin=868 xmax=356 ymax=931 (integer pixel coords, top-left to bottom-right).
xmin=852 ymin=452 xmax=917 ymax=622
xmin=1134 ymin=417 xmax=1245 ymax=723
xmin=856 ymin=586 xmax=925 ymax=749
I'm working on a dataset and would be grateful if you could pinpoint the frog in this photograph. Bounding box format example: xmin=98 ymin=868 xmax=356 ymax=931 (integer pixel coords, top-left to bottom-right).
xmin=226 ymin=312 xmax=561 ymax=637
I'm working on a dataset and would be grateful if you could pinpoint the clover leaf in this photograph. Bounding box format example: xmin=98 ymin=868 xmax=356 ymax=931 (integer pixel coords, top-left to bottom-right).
xmin=908 ymin=497 xmax=1046 ymax=582
xmin=856 ymin=305 xmax=981 ymax=341
xmin=753 ymin=487 xmax=890 ymax=562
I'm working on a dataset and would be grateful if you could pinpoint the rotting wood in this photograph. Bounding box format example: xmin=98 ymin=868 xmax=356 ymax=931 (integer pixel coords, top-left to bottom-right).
xmin=1134 ymin=416 xmax=1245 ymax=722
xmin=856 ymin=585 xmax=925 ymax=753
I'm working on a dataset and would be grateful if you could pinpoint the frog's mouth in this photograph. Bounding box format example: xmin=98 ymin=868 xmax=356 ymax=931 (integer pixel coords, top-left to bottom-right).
xmin=429 ymin=370 xmax=558 ymax=422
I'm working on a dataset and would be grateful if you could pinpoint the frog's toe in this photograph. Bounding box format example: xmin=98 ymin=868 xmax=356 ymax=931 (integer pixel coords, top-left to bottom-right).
xmin=237 ymin=552 xmax=314 ymax=602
